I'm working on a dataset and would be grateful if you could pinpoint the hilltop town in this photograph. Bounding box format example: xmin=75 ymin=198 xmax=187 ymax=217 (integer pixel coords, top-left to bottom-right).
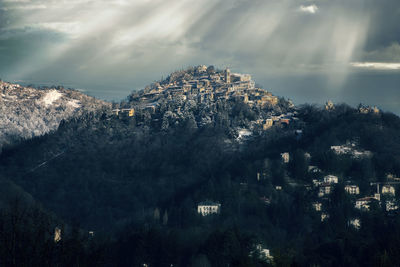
xmin=131 ymin=65 xmax=279 ymax=109
xmin=116 ymin=65 xmax=297 ymax=136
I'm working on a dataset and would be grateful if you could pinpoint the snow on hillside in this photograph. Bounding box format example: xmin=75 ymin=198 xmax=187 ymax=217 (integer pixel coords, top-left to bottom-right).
xmin=67 ymin=99 xmax=81 ymax=108
xmin=42 ymin=90 xmax=63 ymax=106
xmin=0 ymin=81 xmax=111 ymax=150
xmin=237 ymin=128 xmax=252 ymax=141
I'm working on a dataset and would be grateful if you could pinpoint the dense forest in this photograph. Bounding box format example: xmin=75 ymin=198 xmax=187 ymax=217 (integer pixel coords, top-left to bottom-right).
xmin=1 ymin=96 xmax=400 ymax=266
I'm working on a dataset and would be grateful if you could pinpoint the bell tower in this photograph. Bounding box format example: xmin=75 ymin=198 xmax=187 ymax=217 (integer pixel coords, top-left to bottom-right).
xmin=225 ymin=68 xmax=231 ymax=83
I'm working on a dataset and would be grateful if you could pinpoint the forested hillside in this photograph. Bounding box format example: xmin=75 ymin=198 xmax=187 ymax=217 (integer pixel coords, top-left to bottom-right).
xmin=1 ymin=67 xmax=400 ymax=266
xmin=0 ymin=81 xmax=110 ymax=150
xmin=1 ymin=98 xmax=400 ymax=266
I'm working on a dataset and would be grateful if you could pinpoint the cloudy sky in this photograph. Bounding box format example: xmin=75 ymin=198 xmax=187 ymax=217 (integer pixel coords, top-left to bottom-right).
xmin=0 ymin=0 xmax=399 ymax=113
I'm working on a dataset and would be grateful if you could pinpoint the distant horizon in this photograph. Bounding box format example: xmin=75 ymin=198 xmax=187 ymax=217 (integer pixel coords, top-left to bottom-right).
xmin=2 ymin=67 xmax=399 ymax=115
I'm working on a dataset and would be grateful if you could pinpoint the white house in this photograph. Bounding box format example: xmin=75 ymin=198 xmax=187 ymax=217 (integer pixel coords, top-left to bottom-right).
xmin=312 ymin=202 xmax=322 ymax=211
xmin=324 ymin=175 xmax=338 ymax=184
xmin=281 ymin=152 xmax=290 ymax=163
xmin=318 ymin=184 xmax=332 ymax=197
xmin=312 ymin=179 xmax=322 ymax=187
xmin=308 ymin=166 xmax=322 ymax=173
xmin=386 ymin=200 xmax=398 ymax=211
xmin=382 ymin=185 xmax=395 ymax=196
xmin=331 ymin=145 xmax=351 ymax=154
xmin=355 ymin=197 xmax=376 ymax=210
xmin=54 ymin=227 xmax=61 ymax=243
xmin=253 ymin=244 xmax=274 ymax=263
xmin=331 ymin=144 xmax=372 ymax=159
xmin=321 ymin=213 xmax=329 ymax=222
xmin=197 ymin=201 xmax=221 ymax=216
xmin=349 ymin=218 xmax=361 ymax=229
xmin=345 ymin=185 xmax=360 ymax=195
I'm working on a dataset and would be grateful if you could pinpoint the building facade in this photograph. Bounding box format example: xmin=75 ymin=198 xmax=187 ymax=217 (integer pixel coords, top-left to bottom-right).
xmin=324 ymin=175 xmax=338 ymax=184
xmin=382 ymin=185 xmax=395 ymax=195
xmin=281 ymin=152 xmax=290 ymax=163
xmin=345 ymin=185 xmax=360 ymax=195
xmin=197 ymin=201 xmax=221 ymax=216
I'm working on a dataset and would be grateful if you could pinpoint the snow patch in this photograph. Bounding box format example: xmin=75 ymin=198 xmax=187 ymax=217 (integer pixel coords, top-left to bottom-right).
xmin=67 ymin=99 xmax=81 ymax=108
xmin=237 ymin=128 xmax=252 ymax=141
xmin=42 ymin=90 xmax=63 ymax=106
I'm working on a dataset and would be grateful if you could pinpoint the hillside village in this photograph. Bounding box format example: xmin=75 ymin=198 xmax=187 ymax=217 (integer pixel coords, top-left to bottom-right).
xmin=191 ymin=138 xmax=400 ymax=263
xmin=113 ymin=69 xmax=397 ymax=237
xmin=132 ymin=65 xmax=279 ymax=109
xmin=271 ymin=144 xmax=399 ymax=227
xmin=197 ymin=146 xmax=400 ymax=232
xmin=309 ymin=169 xmax=400 ymax=227
xmin=118 ymin=65 xmax=298 ymax=136
xmin=280 ymin=141 xmax=398 ymax=217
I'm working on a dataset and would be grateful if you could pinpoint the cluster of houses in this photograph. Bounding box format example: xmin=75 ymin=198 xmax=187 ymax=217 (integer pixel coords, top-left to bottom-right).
xmin=312 ymin=174 xmax=339 ymax=198
xmin=325 ymin=101 xmax=380 ymax=115
xmin=194 ymin=151 xmax=398 ymax=262
xmin=119 ymin=66 xmax=301 ymax=135
xmin=355 ymin=182 xmax=398 ymax=212
xmin=330 ymin=141 xmax=373 ymax=159
xmin=358 ymin=105 xmax=380 ymax=114
xmin=111 ymin=108 xmax=135 ymax=117
xmin=275 ymin=150 xmax=399 ymax=228
xmin=132 ymin=65 xmax=279 ymax=111
xmin=312 ymin=172 xmax=399 ymax=227
xmin=253 ymin=111 xmax=298 ymax=131
xmin=236 ymin=112 xmax=299 ymax=140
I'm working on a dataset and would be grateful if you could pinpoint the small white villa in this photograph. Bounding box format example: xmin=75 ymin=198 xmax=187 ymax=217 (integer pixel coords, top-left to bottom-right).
xmin=197 ymin=201 xmax=221 ymax=216
xmin=324 ymin=175 xmax=339 ymax=184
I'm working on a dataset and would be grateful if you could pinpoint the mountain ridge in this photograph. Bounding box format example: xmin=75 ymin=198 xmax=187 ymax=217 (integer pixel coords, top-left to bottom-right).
xmin=0 ymin=80 xmax=111 ymax=150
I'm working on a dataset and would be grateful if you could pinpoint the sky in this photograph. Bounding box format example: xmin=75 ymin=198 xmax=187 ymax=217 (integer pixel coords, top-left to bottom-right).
xmin=0 ymin=0 xmax=399 ymax=113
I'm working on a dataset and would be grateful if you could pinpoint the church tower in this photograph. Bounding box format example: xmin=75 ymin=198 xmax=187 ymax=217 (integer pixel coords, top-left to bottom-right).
xmin=225 ymin=68 xmax=231 ymax=83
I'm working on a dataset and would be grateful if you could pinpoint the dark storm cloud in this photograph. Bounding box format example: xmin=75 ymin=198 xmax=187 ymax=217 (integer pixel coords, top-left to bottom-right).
xmin=362 ymin=0 xmax=400 ymax=50
xmin=0 ymin=0 xmax=399 ymax=113
xmin=0 ymin=0 xmax=371 ymax=73
xmin=362 ymin=43 xmax=400 ymax=62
